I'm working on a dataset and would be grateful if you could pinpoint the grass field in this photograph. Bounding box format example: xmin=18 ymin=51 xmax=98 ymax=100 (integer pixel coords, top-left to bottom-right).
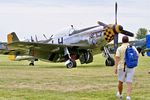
xmin=0 ymin=54 xmax=149 ymax=100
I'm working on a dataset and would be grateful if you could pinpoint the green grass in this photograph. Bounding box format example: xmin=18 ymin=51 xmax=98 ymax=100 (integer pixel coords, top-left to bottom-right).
xmin=0 ymin=54 xmax=150 ymax=100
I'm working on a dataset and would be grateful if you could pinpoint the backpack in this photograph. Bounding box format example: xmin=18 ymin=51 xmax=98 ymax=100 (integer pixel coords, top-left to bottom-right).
xmin=124 ymin=45 xmax=138 ymax=68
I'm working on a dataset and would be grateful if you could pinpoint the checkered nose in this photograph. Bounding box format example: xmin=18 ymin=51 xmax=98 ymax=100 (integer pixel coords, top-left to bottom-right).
xmin=103 ymin=26 xmax=115 ymax=42
xmin=103 ymin=25 xmax=123 ymax=42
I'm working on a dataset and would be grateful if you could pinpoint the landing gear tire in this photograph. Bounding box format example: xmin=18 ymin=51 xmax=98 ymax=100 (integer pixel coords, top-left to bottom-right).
xmin=105 ymin=57 xmax=115 ymax=66
xmin=29 ymin=63 xmax=34 ymax=66
xmin=66 ymin=59 xmax=77 ymax=68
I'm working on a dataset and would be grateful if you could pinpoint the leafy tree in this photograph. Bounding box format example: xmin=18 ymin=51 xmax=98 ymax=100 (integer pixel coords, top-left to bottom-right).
xmin=136 ymin=28 xmax=147 ymax=39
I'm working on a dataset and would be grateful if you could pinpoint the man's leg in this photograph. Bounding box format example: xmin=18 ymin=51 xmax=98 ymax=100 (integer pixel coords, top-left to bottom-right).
xmin=126 ymin=68 xmax=134 ymax=100
xmin=126 ymin=82 xmax=132 ymax=97
xmin=117 ymin=69 xmax=125 ymax=99
xmin=118 ymin=81 xmax=123 ymax=95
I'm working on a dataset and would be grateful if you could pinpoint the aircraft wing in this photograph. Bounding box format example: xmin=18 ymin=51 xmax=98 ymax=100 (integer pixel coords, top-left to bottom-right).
xmin=7 ymin=41 xmax=88 ymax=52
xmin=0 ymin=49 xmax=9 ymax=54
xmin=8 ymin=42 xmax=62 ymax=51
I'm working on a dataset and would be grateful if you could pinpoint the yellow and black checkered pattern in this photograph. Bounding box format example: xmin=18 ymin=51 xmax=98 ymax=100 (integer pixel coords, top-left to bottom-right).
xmin=103 ymin=27 xmax=115 ymax=42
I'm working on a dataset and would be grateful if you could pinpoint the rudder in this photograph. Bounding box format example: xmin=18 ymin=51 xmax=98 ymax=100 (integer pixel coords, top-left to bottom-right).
xmin=7 ymin=32 xmax=19 ymax=44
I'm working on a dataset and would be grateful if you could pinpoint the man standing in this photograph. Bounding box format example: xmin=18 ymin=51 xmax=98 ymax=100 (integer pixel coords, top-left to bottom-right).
xmin=114 ymin=36 xmax=139 ymax=100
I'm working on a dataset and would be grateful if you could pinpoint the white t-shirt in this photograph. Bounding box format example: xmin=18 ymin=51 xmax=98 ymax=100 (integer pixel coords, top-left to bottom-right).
xmin=116 ymin=43 xmax=139 ymax=69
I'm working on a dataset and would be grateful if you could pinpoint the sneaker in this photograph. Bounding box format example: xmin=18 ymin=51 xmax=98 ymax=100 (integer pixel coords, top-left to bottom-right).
xmin=116 ymin=92 xmax=122 ymax=100
xmin=126 ymin=96 xmax=131 ymax=100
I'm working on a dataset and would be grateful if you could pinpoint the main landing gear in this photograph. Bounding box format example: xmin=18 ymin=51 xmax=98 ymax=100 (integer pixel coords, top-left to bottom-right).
xmin=103 ymin=46 xmax=115 ymax=66
xmin=105 ymin=57 xmax=115 ymax=66
xmin=29 ymin=60 xmax=34 ymax=66
xmin=65 ymin=59 xmax=76 ymax=68
xmin=64 ymin=47 xmax=77 ymax=68
xmin=29 ymin=58 xmax=38 ymax=66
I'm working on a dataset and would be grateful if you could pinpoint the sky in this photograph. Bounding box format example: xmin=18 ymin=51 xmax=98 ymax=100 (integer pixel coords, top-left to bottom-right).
xmin=0 ymin=0 xmax=149 ymax=42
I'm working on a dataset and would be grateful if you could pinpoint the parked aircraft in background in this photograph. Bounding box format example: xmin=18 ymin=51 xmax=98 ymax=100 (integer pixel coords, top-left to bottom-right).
xmin=0 ymin=42 xmax=8 ymax=54
xmin=3 ymin=33 xmax=54 ymax=65
xmin=0 ymin=37 xmax=38 ymax=66
xmin=130 ymin=38 xmax=146 ymax=56
xmin=0 ymin=34 xmax=55 ymax=66
xmin=108 ymin=38 xmax=146 ymax=56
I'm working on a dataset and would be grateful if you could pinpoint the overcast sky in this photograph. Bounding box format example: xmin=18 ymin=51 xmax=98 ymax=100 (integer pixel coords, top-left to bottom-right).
xmin=0 ymin=0 xmax=149 ymax=42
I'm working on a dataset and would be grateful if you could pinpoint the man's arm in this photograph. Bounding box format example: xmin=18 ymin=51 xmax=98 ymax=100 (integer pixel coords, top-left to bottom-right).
xmin=114 ymin=56 xmax=120 ymax=74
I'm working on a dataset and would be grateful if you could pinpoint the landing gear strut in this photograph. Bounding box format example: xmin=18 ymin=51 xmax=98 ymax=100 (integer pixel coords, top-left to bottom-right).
xmin=103 ymin=46 xmax=115 ymax=66
xmin=79 ymin=51 xmax=93 ymax=64
xmin=64 ymin=47 xmax=77 ymax=68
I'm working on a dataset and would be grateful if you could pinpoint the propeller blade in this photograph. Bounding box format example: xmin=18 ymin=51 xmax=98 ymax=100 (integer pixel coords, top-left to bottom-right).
xmin=114 ymin=2 xmax=118 ymax=52
xmin=121 ymin=30 xmax=134 ymax=37
xmin=114 ymin=34 xmax=118 ymax=52
xmin=115 ymin=2 xmax=118 ymax=24
xmin=97 ymin=21 xmax=107 ymax=27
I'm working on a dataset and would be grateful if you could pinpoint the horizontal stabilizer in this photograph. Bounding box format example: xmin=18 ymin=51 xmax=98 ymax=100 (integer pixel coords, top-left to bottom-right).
xmin=8 ymin=55 xmax=16 ymax=61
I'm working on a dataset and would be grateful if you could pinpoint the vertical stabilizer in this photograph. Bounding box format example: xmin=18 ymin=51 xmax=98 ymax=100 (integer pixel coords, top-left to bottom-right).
xmin=7 ymin=32 xmax=19 ymax=44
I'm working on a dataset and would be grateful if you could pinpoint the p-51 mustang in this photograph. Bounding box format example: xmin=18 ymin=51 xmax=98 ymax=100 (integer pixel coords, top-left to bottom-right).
xmin=7 ymin=2 xmax=134 ymax=68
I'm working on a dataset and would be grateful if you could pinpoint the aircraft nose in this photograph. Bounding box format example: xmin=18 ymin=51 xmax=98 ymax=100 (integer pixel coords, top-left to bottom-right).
xmin=103 ymin=27 xmax=115 ymax=42
xmin=113 ymin=25 xmax=123 ymax=34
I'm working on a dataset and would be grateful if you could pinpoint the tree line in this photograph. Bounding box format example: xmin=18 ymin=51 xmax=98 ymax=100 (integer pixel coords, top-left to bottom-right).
xmin=136 ymin=28 xmax=149 ymax=39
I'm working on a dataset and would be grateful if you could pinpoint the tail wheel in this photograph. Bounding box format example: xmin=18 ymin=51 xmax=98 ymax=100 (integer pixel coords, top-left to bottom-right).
xmin=66 ymin=59 xmax=77 ymax=68
xmin=29 ymin=62 xmax=34 ymax=66
xmin=105 ymin=57 xmax=115 ymax=66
